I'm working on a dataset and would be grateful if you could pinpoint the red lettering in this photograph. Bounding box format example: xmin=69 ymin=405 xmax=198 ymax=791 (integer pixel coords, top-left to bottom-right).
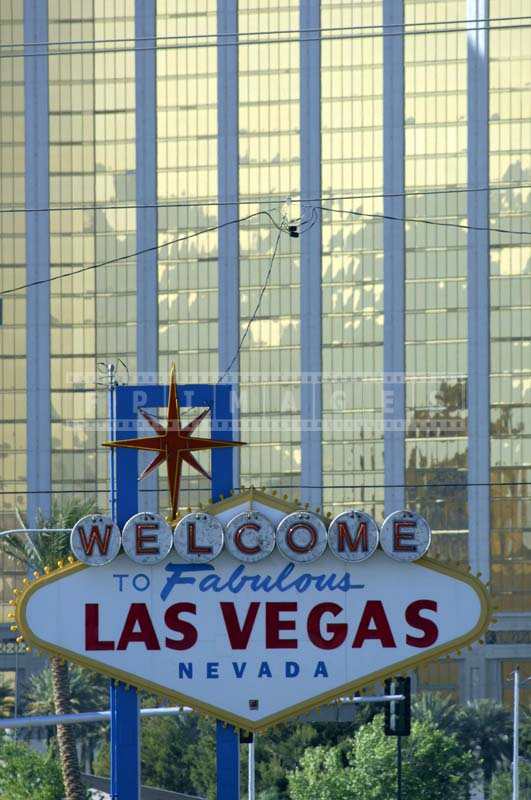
xmin=187 ymin=522 xmax=212 ymax=555
xmin=266 ymin=602 xmax=297 ymax=649
xmin=307 ymin=603 xmax=347 ymax=650
xmin=393 ymin=520 xmax=416 ymax=553
xmin=337 ymin=520 xmax=368 ymax=553
xmin=286 ymin=523 xmax=317 ymax=554
xmin=135 ymin=524 xmax=159 ymax=556
xmin=117 ymin=603 xmax=160 ymax=650
xmin=221 ymin=602 xmax=260 ymax=649
xmin=78 ymin=525 xmax=113 ymax=556
xmin=85 ymin=604 xmax=114 ymax=650
xmin=234 ymin=524 xmax=261 ymax=555
xmin=165 ymin=603 xmax=198 ymax=650
xmin=352 ymin=601 xmax=396 ymax=648
xmin=406 ymin=599 xmax=438 ymax=647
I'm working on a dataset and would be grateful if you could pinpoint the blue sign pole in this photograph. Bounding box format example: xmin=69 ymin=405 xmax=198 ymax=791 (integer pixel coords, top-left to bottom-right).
xmin=109 ymin=383 xmax=141 ymax=800
xmin=108 ymin=381 xmax=239 ymax=800
xmin=211 ymin=385 xmax=240 ymax=800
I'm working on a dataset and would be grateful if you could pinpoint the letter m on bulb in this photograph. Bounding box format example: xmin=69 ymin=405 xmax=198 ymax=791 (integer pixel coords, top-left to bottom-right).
xmin=77 ymin=524 xmax=113 ymax=556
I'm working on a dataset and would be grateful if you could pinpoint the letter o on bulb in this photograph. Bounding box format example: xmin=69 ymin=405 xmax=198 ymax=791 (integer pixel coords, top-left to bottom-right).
xmin=276 ymin=512 xmax=328 ymax=563
xmin=225 ymin=511 xmax=275 ymax=563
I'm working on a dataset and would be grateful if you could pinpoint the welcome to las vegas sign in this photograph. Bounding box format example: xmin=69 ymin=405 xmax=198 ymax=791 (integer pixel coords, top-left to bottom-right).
xmin=14 ymin=489 xmax=491 ymax=731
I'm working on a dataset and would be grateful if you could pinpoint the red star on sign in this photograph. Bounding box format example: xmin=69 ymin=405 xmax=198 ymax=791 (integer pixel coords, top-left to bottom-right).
xmin=103 ymin=366 xmax=245 ymax=519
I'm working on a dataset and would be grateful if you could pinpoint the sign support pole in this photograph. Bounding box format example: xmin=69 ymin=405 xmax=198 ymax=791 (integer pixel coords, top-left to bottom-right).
xmin=109 ymin=378 xmax=141 ymax=800
xmin=107 ymin=380 xmax=238 ymax=799
xmin=212 ymin=385 xmax=240 ymax=800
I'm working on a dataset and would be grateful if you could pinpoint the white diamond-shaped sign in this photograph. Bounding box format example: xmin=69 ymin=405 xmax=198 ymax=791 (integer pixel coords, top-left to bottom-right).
xmin=16 ymin=492 xmax=491 ymax=730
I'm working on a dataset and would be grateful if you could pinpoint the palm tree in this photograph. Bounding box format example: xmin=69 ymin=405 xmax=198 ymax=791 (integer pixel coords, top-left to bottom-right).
xmin=1 ymin=498 xmax=95 ymax=800
xmin=0 ymin=679 xmax=15 ymax=718
xmin=412 ymin=691 xmax=460 ymax=734
xmin=26 ymin=663 xmax=108 ymax=771
xmin=413 ymin=693 xmax=513 ymax=787
xmin=455 ymin=699 xmax=512 ymax=785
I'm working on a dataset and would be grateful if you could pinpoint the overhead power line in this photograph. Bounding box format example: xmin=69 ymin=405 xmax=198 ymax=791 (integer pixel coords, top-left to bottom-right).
xmin=2 ymin=183 xmax=530 ymax=216
xmin=0 ymin=15 xmax=525 ymax=50
xmin=0 ymin=480 xmax=529 ymax=496
xmin=2 ymin=203 xmax=530 ymax=298
xmin=318 ymin=206 xmax=531 ymax=236
xmin=2 ymin=20 xmax=530 ymax=59
xmin=0 ymin=209 xmax=281 ymax=297
xmin=218 ymin=226 xmax=283 ymax=385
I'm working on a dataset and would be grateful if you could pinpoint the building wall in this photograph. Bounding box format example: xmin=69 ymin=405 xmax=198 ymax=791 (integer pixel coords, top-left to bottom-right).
xmin=0 ymin=0 xmax=529 ymax=703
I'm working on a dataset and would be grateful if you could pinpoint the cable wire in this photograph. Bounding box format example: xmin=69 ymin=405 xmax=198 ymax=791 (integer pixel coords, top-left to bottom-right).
xmin=0 ymin=480 xmax=529 ymax=496
xmin=0 ymin=209 xmax=280 ymax=297
xmin=218 ymin=226 xmax=284 ymax=384
xmin=3 ymin=201 xmax=528 ymax=298
xmin=1 ymin=15 xmax=524 ymax=50
xmin=318 ymin=205 xmax=531 ymax=236
xmin=3 ymin=21 xmax=530 ymax=59
xmin=2 ymin=183 xmax=529 ymax=215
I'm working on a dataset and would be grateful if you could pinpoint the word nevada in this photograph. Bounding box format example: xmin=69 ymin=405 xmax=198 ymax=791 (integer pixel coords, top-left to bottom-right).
xmin=71 ymin=507 xmax=432 ymax=566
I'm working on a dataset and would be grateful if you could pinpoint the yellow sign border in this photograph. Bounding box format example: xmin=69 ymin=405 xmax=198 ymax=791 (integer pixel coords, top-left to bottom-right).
xmin=15 ymin=492 xmax=492 ymax=732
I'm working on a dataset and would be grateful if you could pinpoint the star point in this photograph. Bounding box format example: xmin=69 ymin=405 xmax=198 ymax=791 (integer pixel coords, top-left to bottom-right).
xmin=103 ymin=369 xmax=245 ymax=519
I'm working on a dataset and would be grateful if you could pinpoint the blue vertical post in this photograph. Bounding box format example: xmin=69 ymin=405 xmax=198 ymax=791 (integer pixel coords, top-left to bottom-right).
xmin=212 ymin=384 xmax=239 ymax=799
xmin=109 ymin=386 xmax=141 ymax=800
xmin=107 ymin=382 xmax=237 ymax=798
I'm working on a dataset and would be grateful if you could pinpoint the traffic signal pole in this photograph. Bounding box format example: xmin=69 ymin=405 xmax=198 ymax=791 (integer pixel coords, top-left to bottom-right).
xmin=397 ymin=735 xmax=402 ymax=800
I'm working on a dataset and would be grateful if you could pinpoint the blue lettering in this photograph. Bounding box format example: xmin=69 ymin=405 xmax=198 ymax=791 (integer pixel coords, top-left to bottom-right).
xmin=207 ymin=662 xmax=219 ymax=679
xmin=132 ymin=573 xmax=150 ymax=592
xmin=113 ymin=574 xmax=128 ymax=591
xmin=199 ymin=574 xmax=222 ymax=592
xmin=232 ymin=662 xmax=247 ymax=679
xmin=161 ymin=563 xmax=214 ymax=600
xmin=258 ymin=662 xmax=272 ymax=678
xmin=178 ymin=663 xmax=193 ymax=679
xmin=314 ymin=661 xmax=328 ymax=678
xmin=293 ymin=575 xmax=313 ymax=592
xmin=286 ymin=661 xmax=300 ymax=678
xmin=161 ymin=562 xmax=364 ymax=599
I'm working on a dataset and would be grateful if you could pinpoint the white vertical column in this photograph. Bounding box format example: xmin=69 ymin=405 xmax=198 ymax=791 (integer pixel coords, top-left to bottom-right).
xmin=135 ymin=0 xmax=158 ymax=378
xmin=464 ymin=0 xmax=490 ymax=702
xmin=135 ymin=0 xmax=158 ymax=509
xmin=467 ymin=0 xmax=490 ymax=580
xmin=24 ymin=0 xmax=51 ymax=523
xmin=217 ymin=0 xmax=240 ymax=485
xmin=300 ymin=0 xmax=322 ymax=508
xmin=383 ymin=0 xmax=406 ymax=515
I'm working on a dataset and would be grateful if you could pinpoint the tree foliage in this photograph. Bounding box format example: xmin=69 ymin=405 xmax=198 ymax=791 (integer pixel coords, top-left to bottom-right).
xmin=24 ymin=663 xmax=108 ymax=771
xmin=0 ymin=498 xmax=96 ymax=800
xmin=0 ymin=738 xmax=65 ymax=800
xmin=288 ymin=715 xmax=476 ymax=800
xmin=412 ymin=693 xmax=512 ymax=785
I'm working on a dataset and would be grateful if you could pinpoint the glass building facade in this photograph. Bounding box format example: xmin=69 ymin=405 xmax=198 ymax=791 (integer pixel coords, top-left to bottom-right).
xmin=0 ymin=0 xmax=529 ymax=704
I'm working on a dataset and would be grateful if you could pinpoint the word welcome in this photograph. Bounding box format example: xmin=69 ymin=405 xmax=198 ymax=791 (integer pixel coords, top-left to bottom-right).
xmin=71 ymin=507 xmax=431 ymax=567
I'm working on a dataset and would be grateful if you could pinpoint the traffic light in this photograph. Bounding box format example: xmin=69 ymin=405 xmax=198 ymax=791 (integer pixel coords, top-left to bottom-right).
xmin=384 ymin=676 xmax=411 ymax=736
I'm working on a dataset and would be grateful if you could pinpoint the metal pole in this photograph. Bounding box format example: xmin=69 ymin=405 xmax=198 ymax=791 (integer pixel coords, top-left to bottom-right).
xmin=513 ymin=666 xmax=519 ymax=800
xmin=248 ymin=737 xmax=255 ymax=800
xmin=212 ymin=385 xmax=239 ymax=800
xmin=397 ymin=735 xmax=402 ymax=800
xmin=110 ymin=382 xmax=140 ymax=800
xmin=0 ymin=694 xmax=406 ymax=730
